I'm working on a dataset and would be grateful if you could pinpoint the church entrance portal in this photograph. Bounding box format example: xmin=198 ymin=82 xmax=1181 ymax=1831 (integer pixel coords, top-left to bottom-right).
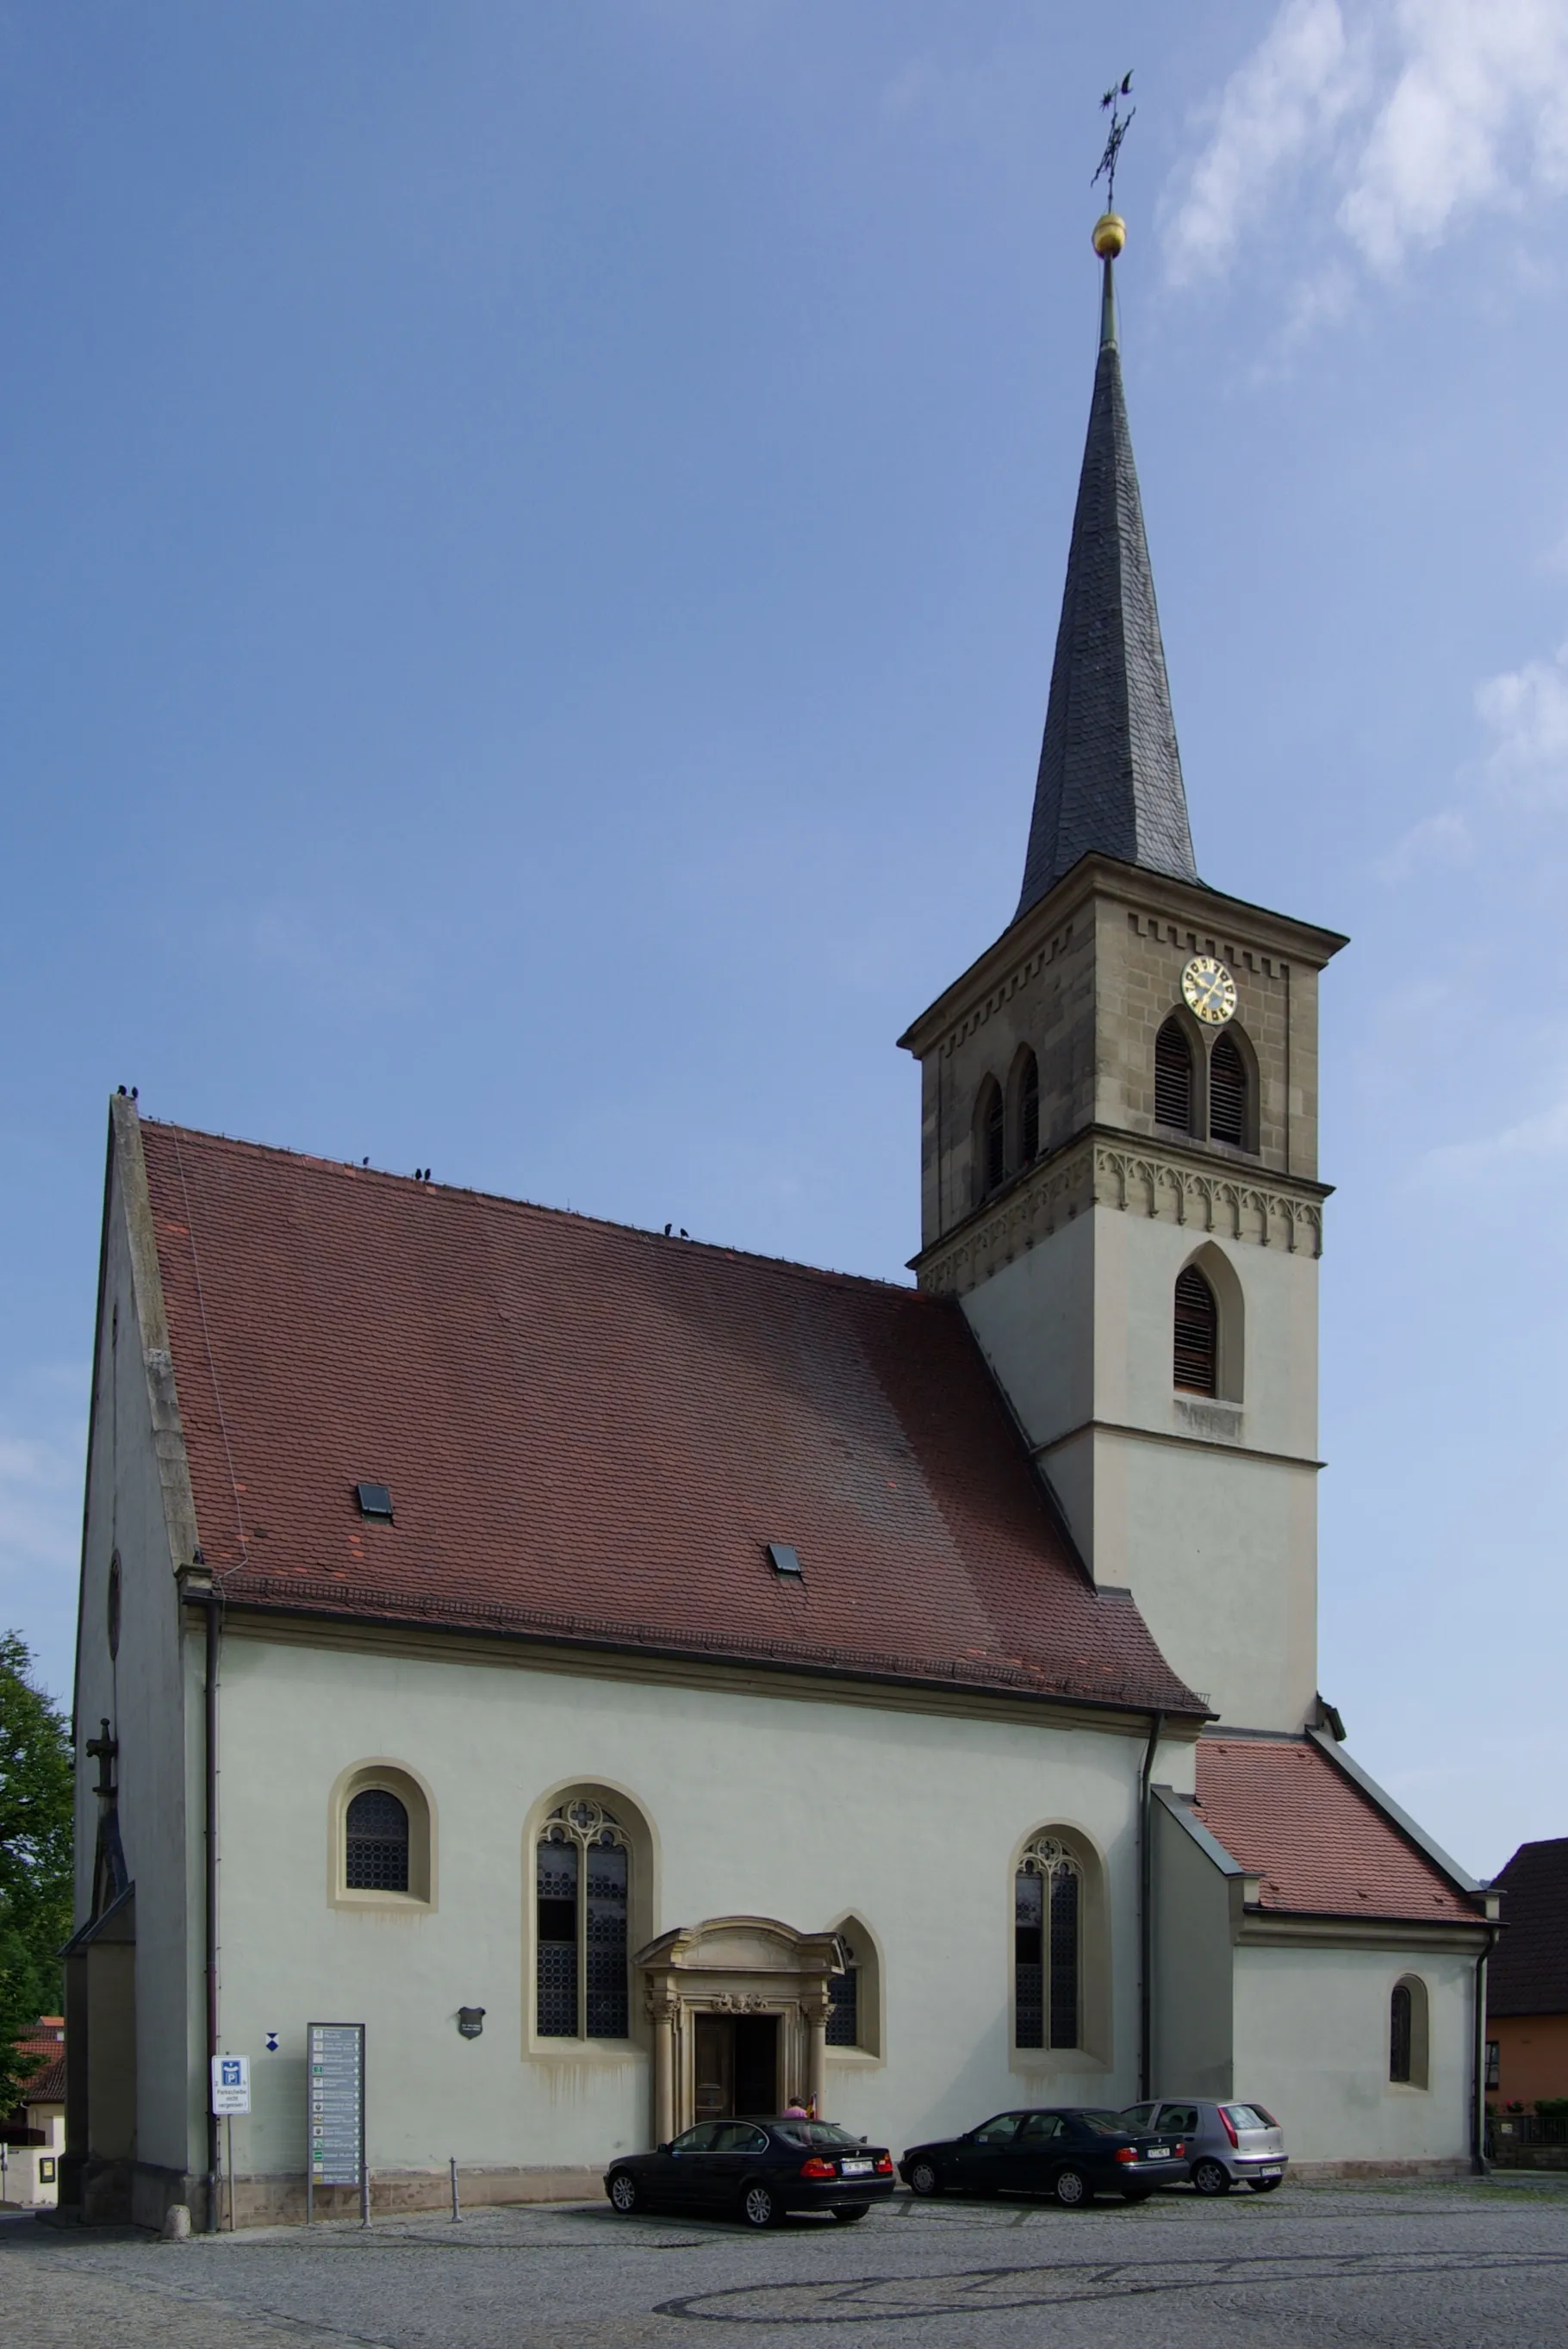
xmin=694 ymin=2013 xmax=778 ymax=2120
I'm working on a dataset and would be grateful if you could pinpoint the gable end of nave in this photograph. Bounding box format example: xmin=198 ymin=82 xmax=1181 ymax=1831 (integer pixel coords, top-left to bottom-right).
xmin=914 ymin=1131 xmax=1325 ymax=1300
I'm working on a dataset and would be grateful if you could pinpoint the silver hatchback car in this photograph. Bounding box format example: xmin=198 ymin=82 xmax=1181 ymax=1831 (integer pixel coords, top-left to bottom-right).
xmin=1120 ymin=2100 xmax=1288 ymax=2195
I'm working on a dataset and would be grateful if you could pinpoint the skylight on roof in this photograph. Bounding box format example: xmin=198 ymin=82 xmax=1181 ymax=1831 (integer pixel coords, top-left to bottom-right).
xmin=766 ymin=1542 xmax=802 ymax=1577
xmin=355 ymin=1482 xmax=394 ymax=1521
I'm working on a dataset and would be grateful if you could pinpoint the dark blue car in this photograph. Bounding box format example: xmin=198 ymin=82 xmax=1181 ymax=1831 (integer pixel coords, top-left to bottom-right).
xmin=606 ymin=2117 xmax=896 ymax=2228
xmin=900 ymin=2106 xmax=1190 ymax=2206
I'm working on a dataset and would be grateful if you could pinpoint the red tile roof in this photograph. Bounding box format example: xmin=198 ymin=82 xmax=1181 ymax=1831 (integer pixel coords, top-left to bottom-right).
xmin=1194 ymin=1738 xmax=1480 ymax=1924
xmin=22 ymin=2056 xmax=65 ymax=2104
xmin=140 ymin=1121 xmax=1202 ymax=1716
xmin=1489 ymin=1838 xmax=1568 ymax=2016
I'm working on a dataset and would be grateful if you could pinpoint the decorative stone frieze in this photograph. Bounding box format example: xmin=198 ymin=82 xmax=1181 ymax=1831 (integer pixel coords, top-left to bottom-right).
xmin=918 ymin=1133 xmax=1323 ymax=1297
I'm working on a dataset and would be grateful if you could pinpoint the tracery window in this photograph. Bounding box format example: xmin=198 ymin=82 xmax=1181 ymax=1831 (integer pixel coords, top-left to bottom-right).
xmin=1017 ymin=1050 xmax=1040 ymax=1164
xmin=1209 ymin=1031 xmax=1248 ymax=1149
xmin=1173 ymin=1265 xmax=1218 ymax=1396
xmin=1154 ymin=1017 xmax=1194 ymax=1133
xmin=826 ymin=1935 xmax=860 ymax=2047
xmin=345 ymin=1788 xmax=409 ymax=1892
xmin=536 ymin=1799 xmax=630 ymax=2041
xmin=1015 ymin=1835 xmax=1081 ymax=2051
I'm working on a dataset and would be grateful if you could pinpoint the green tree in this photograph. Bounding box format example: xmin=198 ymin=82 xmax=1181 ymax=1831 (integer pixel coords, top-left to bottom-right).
xmin=0 ymin=1632 xmax=73 ymax=2111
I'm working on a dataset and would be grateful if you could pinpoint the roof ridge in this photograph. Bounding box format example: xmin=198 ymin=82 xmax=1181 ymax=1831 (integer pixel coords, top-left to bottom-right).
xmin=139 ymin=1117 xmax=928 ymax=1305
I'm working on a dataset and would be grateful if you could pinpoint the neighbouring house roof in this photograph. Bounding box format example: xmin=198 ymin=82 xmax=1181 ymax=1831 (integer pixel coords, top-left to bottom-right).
xmin=1489 ymin=1837 xmax=1568 ymax=2016
xmin=134 ymin=1118 xmax=1203 ymax=1717
xmin=1193 ymin=1737 xmax=1483 ymax=1925
xmin=22 ymin=2055 xmax=65 ymax=2105
xmin=1016 ymin=251 xmax=1197 ymax=919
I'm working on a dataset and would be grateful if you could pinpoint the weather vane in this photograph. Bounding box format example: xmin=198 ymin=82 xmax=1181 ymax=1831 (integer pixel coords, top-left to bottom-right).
xmin=1092 ymin=70 xmax=1136 ymax=211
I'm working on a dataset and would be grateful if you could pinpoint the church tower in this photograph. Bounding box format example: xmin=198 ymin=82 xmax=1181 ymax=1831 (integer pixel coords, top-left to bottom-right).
xmin=899 ymin=215 xmax=1346 ymax=1734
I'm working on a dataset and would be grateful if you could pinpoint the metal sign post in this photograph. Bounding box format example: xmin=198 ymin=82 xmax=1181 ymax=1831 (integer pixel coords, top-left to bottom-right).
xmin=306 ymin=2023 xmax=367 ymax=2227
xmin=210 ymin=2056 xmax=251 ymax=2232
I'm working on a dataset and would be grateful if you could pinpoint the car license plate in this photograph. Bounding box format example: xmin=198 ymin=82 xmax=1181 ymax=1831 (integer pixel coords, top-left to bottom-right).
xmin=1147 ymin=2145 xmax=1169 ymax=2159
xmin=1255 ymin=2164 xmax=1283 ymax=2177
xmin=840 ymin=2159 xmax=874 ymax=2176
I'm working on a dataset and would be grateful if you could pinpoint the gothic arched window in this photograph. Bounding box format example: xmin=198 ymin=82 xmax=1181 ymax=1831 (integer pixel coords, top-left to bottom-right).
xmin=1209 ymin=1031 xmax=1248 ymax=1149
xmin=345 ymin=1788 xmax=409 ymax=1893
xmin=976 ymin=1079 xmax=1005 ymax=1201
xmin=1173 ymin=1265 xmax=1218 ymax=1396
xmin=1015 ymin=1835 xmax=1082 ymax=2051
xmin=1155 ymin=1017 xmax=1194 ymax=1133
xmin=1018 ymin=1050 xmax=1040 ymax=1164
xmin=1390 ymin=1976 xmax=1428 ymax=2086
xmin=536 ymin=1799 xmax=631 ymax=2041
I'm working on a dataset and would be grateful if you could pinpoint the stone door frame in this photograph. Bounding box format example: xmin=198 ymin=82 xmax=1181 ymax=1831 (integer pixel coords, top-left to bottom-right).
xmin=634 ymin=1915 xmax=843 ymax=2142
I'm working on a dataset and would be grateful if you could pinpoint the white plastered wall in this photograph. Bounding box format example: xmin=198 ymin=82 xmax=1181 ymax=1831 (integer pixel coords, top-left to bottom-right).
xmin=73 ymin=1150 xmax=201 ymax=2183
xmin=1232 ymin=1943 xmax=1475 ymax=2165
xmin=210 ymin=1633 xmax=1152 ymax=2184
xmin=962 ymin=1206 xmax=1320 ymax=1730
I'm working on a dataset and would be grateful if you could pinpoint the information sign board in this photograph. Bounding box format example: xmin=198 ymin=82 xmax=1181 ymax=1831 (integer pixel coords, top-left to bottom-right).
xmin=210 ymin=2054 xmax=251 ymax=2115
xmin=307 ymin=2022 xmax=366 ymax=2221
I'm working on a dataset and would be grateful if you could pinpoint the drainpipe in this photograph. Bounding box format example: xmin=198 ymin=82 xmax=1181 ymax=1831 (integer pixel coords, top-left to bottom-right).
xmin=203 ymin=1569 xmax=220 ymax=2233
xmin=1138 ymin=1711 xmax=1164 ymax=2102
xmin=1473 ymin=1917 xmax=1500 ymax=2176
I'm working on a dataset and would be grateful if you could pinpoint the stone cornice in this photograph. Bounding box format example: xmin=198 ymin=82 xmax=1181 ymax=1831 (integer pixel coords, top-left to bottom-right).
xmin=914 ymin=1127 xmax=1328 ymax=1296
xmin=898 ymin=852 xmax=1349 ymax=1060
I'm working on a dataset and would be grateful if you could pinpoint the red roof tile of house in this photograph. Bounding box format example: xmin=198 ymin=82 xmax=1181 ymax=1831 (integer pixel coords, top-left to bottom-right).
xmin=22 ymin=2055 xmax=66 ymax=2104
xmin=1488 ymin=1838 xmax=1568 ymax=2016
xmin=138 ymin=1120 xmax=1202 ymax=1715
xmin=1194 ymin=1738 xmax=1479 ymax=1923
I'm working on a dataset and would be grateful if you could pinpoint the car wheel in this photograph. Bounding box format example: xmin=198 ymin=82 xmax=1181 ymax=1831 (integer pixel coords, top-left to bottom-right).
xmin=907 ymin=2159 xmax=943 ymax=2198
xmin=741 ymin=2183 xmax=782 ymax=2229
xmin=831 ymin=2205 xmax=870 ymax=2223
xmin=1248 ymin=2177 xmax=1282 ymax=2194
xmin=1192 ymin=2159 xmax=1231 ymax=2197
xmin=1051 ymin=2165 xmax=1091 ymax=2209
xmin=607 ymin=2172 xmax=640 ymax=2215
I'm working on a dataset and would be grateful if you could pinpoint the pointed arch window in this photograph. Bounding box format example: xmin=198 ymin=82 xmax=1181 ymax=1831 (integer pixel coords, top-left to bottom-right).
xmin=1209 ymin=1031 xmax=1248 ymax=1148
xmin=537 ymin=1799 xmax=631 ymax=2041
xmin=1015 ymin=1835 xmax=1081 ymax=2051
xmin=1018 ymin=1050 xmax=1040 ymax=1164
xmin=345 ymin=1788 xmax=410 ymax=1892
xmin=1173 ymin=1265 xmax=1218 ymax=1396
xmin=1154 ymin=1018 xmax=1194 ymax=1133
xmin=1390 ymin=1976 xmax=1428 ymax=2086
xmin=977 ymin=1079 xmax=1005 ymax=1199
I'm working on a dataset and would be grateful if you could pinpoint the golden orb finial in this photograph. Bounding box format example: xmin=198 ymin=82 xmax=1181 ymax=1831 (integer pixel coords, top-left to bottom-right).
xmin=1092 ymin=211 xmax=1126 ymax=259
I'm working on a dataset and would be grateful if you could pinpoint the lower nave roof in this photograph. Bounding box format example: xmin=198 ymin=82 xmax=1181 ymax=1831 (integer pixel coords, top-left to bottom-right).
xmin=131 ymin=1117 xmax=1203 ymax=1718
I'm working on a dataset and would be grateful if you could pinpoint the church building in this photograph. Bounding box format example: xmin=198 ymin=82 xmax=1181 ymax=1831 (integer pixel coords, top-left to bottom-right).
xmin=61 ymin=215 xmax=1497 ymax=2229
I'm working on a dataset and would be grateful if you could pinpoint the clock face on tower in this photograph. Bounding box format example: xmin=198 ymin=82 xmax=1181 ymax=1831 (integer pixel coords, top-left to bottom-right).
xmin=1181 ymin=956 xmax=1237 ymax=1025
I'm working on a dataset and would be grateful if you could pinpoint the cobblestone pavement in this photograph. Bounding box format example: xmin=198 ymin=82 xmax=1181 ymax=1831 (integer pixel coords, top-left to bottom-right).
xmin=4 ymin=2176 xmax=1567 ymax=2349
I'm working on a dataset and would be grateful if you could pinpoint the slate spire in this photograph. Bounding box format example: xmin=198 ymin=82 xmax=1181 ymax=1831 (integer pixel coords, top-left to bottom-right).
xmin=1016 ymin=225 xmax=1197 ymax=919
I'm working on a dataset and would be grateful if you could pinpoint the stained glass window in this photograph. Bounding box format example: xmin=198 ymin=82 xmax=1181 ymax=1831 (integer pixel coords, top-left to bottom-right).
xmin=537 ymin=1802 xmax=630 ymax=2041
xmin=1015 ymin=1836 xmax=1082 ymax=2053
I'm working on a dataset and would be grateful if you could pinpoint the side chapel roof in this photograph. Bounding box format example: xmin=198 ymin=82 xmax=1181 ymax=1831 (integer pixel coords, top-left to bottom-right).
xmin=1488 ymin=1837 xmax=1568 ymax=2015
xmin=134 ymin=1118 xmax=1201 ymax=1717
xmin=1016 ymin=245 xmax=1198 ymax=918
xmin=1194 ymin=1736 xmax=1482 ymax=1925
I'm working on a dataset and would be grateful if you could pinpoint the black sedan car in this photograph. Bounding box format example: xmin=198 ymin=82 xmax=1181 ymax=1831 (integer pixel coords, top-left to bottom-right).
xmin=606 ymin=2118 xmax=897 ymax=2228
xmin=900 ymin=2107 xmax=1190 ymax=2206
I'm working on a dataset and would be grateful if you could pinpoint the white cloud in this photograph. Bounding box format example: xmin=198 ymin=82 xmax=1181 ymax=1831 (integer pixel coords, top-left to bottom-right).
xmin=1422 ymin=1088 xmax=1568 ymax=1180
xmin=1372 ymin=806 xmax=1472 ymax=880
xmin=1477 ymin=640 xmax=1568 ymax=804
xmin=1165 ymin=0 xmax=1568 ymax=292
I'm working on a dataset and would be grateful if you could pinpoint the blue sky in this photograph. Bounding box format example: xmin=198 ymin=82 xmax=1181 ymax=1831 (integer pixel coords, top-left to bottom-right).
xmin=3 ymin=1 xmax=1566 ymax=1878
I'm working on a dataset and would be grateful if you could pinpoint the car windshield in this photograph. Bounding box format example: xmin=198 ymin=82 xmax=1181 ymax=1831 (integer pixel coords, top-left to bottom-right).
xmin=1076 ymin=2111 xmax=1132 ymax=2135
xmin=772 ymin=2122 xmax=863 ymax=2149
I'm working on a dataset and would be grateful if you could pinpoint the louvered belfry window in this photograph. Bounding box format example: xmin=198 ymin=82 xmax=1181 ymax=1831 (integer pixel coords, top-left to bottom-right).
xmin=345 ymin=1788 xmax=409 ymax=1892
xmin=1018 ymin=1051 xmax=1040 ymax=1163
xmin=1154 ymin=1018 xmax=1193 ymax=1132
xmin=1173 ymin=1266 xmax=1218 ymax=1395
xmin=981 ymin=1082 xmax=1005 ymax=1196
xmin=1209 ymin=1031 xmax=1248 ymax=1148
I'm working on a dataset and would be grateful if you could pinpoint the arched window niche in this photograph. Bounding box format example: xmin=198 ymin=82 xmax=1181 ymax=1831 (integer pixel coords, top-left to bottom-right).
xmin=1154 ymin=1015 xmax=1197 ymax=1136
xmin=1009 ymin=1047 xmax=1041 ymax=1170
xmin=1389 ymin=1975 xmax=1429 ymax=2089
xmin=1010 ymin=1825 xmax=1111 ymax=2069
xmin=329 ymin=1760 xmax=435 ymax=1910
xmin=824 ymin=1912 xmax=884 ymax=2063
xmin=1207 ymin=1025 xmax=1258 ymax=1152
xmin=1173 ymin=1243 xmax=1245 ymax=1405
xmin=525 ymin=1781 xmax=656 ymax=2055
xmin=974 ymin=1077 xmax=1005 ymax=1206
